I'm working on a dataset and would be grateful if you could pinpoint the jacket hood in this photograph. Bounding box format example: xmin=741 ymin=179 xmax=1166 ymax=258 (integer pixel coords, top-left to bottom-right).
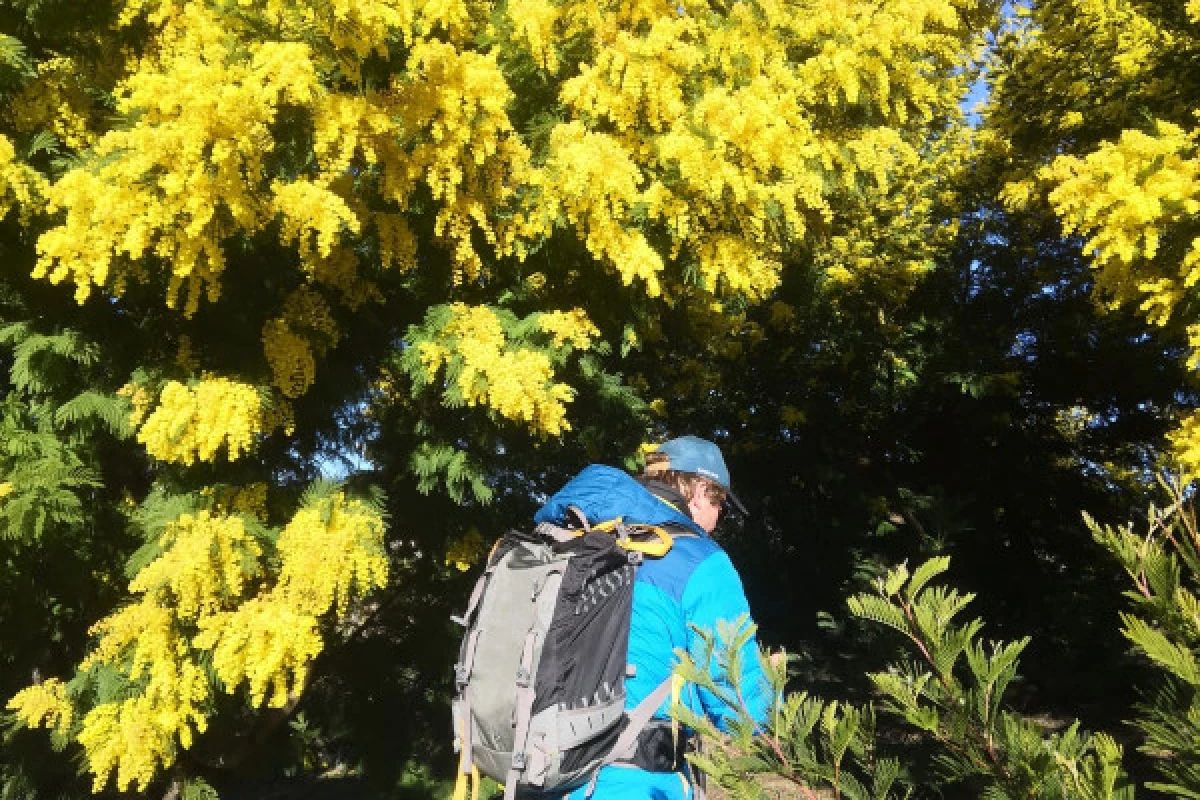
xmin=534 ymin=465 xmax=706 ymax=536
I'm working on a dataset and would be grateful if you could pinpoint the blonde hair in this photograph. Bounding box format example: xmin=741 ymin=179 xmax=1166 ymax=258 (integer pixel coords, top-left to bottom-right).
xmin=643 ymin=451 xmax=727 ymax=506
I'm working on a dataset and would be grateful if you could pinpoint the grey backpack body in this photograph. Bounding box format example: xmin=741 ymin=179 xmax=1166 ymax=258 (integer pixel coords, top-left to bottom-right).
xmin=451 ymin=519 xmax=674 ymax=799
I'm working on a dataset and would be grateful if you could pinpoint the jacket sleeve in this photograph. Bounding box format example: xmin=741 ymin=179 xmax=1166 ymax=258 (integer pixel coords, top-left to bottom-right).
xmin=680 ymin=551 xmax=772 ymax=730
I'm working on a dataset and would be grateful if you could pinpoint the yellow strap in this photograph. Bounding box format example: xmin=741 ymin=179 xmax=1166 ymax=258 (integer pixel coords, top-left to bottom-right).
xmin=451 ymin=733 xmax=473 ymax=800
xmin=451 ymin=763 xmax=481 ymax=800
xmin=590 ymin=519 xmax=674 ymax=558
xmin=620 ymin=526 xmax=673 ymax=558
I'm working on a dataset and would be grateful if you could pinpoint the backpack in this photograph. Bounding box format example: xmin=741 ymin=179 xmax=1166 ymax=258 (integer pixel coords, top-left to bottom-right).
xmin=450 ymin=509 xmax=678 ymax=800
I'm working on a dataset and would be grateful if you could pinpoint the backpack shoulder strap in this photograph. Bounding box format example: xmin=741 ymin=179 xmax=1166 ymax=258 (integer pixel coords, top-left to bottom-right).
xmin=588 ymin=518 xmax=675 ymax=558
xmin=584 ymin=675 xmax=676 ymax=797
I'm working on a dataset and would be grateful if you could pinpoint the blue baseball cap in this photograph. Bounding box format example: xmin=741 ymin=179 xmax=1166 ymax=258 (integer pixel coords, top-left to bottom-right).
xmin=654 ymin=435 xmax=748 ymax=514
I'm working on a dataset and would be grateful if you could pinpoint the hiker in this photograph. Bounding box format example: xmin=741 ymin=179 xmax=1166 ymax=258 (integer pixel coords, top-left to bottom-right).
xmin=535 ymin=435 xmax=772 ymax=799
xmin=450 ymin=435 xmax=772 ymax=800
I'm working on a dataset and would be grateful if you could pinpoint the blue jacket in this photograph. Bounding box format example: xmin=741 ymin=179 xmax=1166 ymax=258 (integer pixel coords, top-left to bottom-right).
xmin=534 ymin=465 xmax=771 ymax=799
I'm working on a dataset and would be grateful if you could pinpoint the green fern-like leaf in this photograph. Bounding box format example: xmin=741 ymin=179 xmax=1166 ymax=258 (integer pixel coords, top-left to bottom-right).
xmin=1122 ymin=612 xmax=1200 ymax=684
xmin=0 ymin=34 xmax=29 ymax=72
xmin=54 ymin=390 xmax=134 ymax=439
xmin=904 ymin=556 xmax=951 ymax=600
xmin=847 ymin=594 xmax=910 ymax=637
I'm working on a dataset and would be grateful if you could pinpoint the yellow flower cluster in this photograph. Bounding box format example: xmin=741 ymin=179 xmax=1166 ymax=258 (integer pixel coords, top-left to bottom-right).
xmin=275 ymin=494 xmax=389 ymax=617
xmin=508 ymin=0 xmax=561 ymax=72
xmin=1170 ymin=411 xmax=1200 ymax=480
xmin=505 ymin=0 xmax=987 ymax=304
xmin=117 ymin=382 xmax=155 ymax=427
xmin=8 ymin=56 xmax=101 ymax=151
xmin=0 ymin=134 xmax=46 ymax=222
xmin=7 ymin=678 xmax=73 ymax=734
xmin=12 ymin=537 xmax=219 ymax=792
xmin=262 ymin=288 xmax=342 ymax=398
xmin=11 ymin=485 xmax=389 ymax=788
xmin=537 ymin=308 xmax=600 ymax=350
xmin=76 ymin=686 xmax=208 ymax=792
xmin=137 ymin=379 xmax=263 ymax=464
xmin=419 ymin=304 xmax=577 ymax=435
xmin=66 ymin=507 xmax=258 ymax=791
xmin=128 ymin=512 xmax=262 ymax=620
xmin=194 ymin=596 xmax=324 ymax=708
xmin=396 ymin=40 xmax=530 ymax=284
xmin=34 ymin=4 xmax=321 ymax=314
xmin=194 ymin=491 xmax=387 ymax=706
xmin=273 ymin=179 xmax=362 ymax=262
xmin=78 ymin=598 xmax=211 ymax=791
xmin=524 ymin=122 xmax=665 ymax=295
xmin=1045 ymin=122 xmax=1200 ymax=327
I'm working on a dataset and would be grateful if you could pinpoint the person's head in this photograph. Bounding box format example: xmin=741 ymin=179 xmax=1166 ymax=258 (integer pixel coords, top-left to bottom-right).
xmin=643 ymin=435 xmax=745 ymax=533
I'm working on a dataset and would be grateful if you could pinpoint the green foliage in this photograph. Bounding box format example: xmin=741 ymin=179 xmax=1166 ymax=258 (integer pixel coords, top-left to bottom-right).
xmin=180 ymin=776 xmax=219 ymax=800
xmin=0 ymin=0 xmax=1197 ymax=796
xmin=678 ymin=560 xmax=1135 ymax=800
xmin=0 ymin=323 xmax=128 ymax=542
xmin=1089 ymin=480 xmax=1200 ymax=799
xmin=847 ymin=559 xmax=1134 ymax=799
xmin=0 ymin=33 xmax=29 ymax=73
xmin=675 ymin=617 xmax=909 ymax=800
xmin=409 ymin=441 xmax=493 ymax=505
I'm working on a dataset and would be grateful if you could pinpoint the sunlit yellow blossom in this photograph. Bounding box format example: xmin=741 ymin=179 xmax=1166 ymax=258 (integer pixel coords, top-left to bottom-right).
xmin=273 ymin=179 xmax=362 ymax=261
xmin=8 ymin=56 xmax=102 ymax=151
xmin=194 ymin=596 xmax=324 ymax=708
xmin=136 ymin=379 xmax=264 ymax=464
xmin=0 ymin=134 xmax=47 ymax=221
xmin=33 ymin=5 xmax=322 ymax=314
xmin=275 ymin=493 xmax=389 ymax=617
xmin=128 ymin=511 xmax=262 ymax=620
xmin=537 ymin=308 xmax=601 ymax=350
xmin=118 ymin=382 xmax=154 ymax=427
xmin=1045 ymin=122 xmax=1200 ymax=327
xmin=416 ymin=304 xmax=579 ymax=435
xmin=77 ymin=668 xmax=209 ymax=792
xmin=7 ymin=678 xmax=73 ymax=734
xmin=75 ymin=598 xmax=212 ymax=791
xmin=1171 ymin=411 xmax=1200 ymax=481
xmin=508 ymin=0 xmax=561 ymax=72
